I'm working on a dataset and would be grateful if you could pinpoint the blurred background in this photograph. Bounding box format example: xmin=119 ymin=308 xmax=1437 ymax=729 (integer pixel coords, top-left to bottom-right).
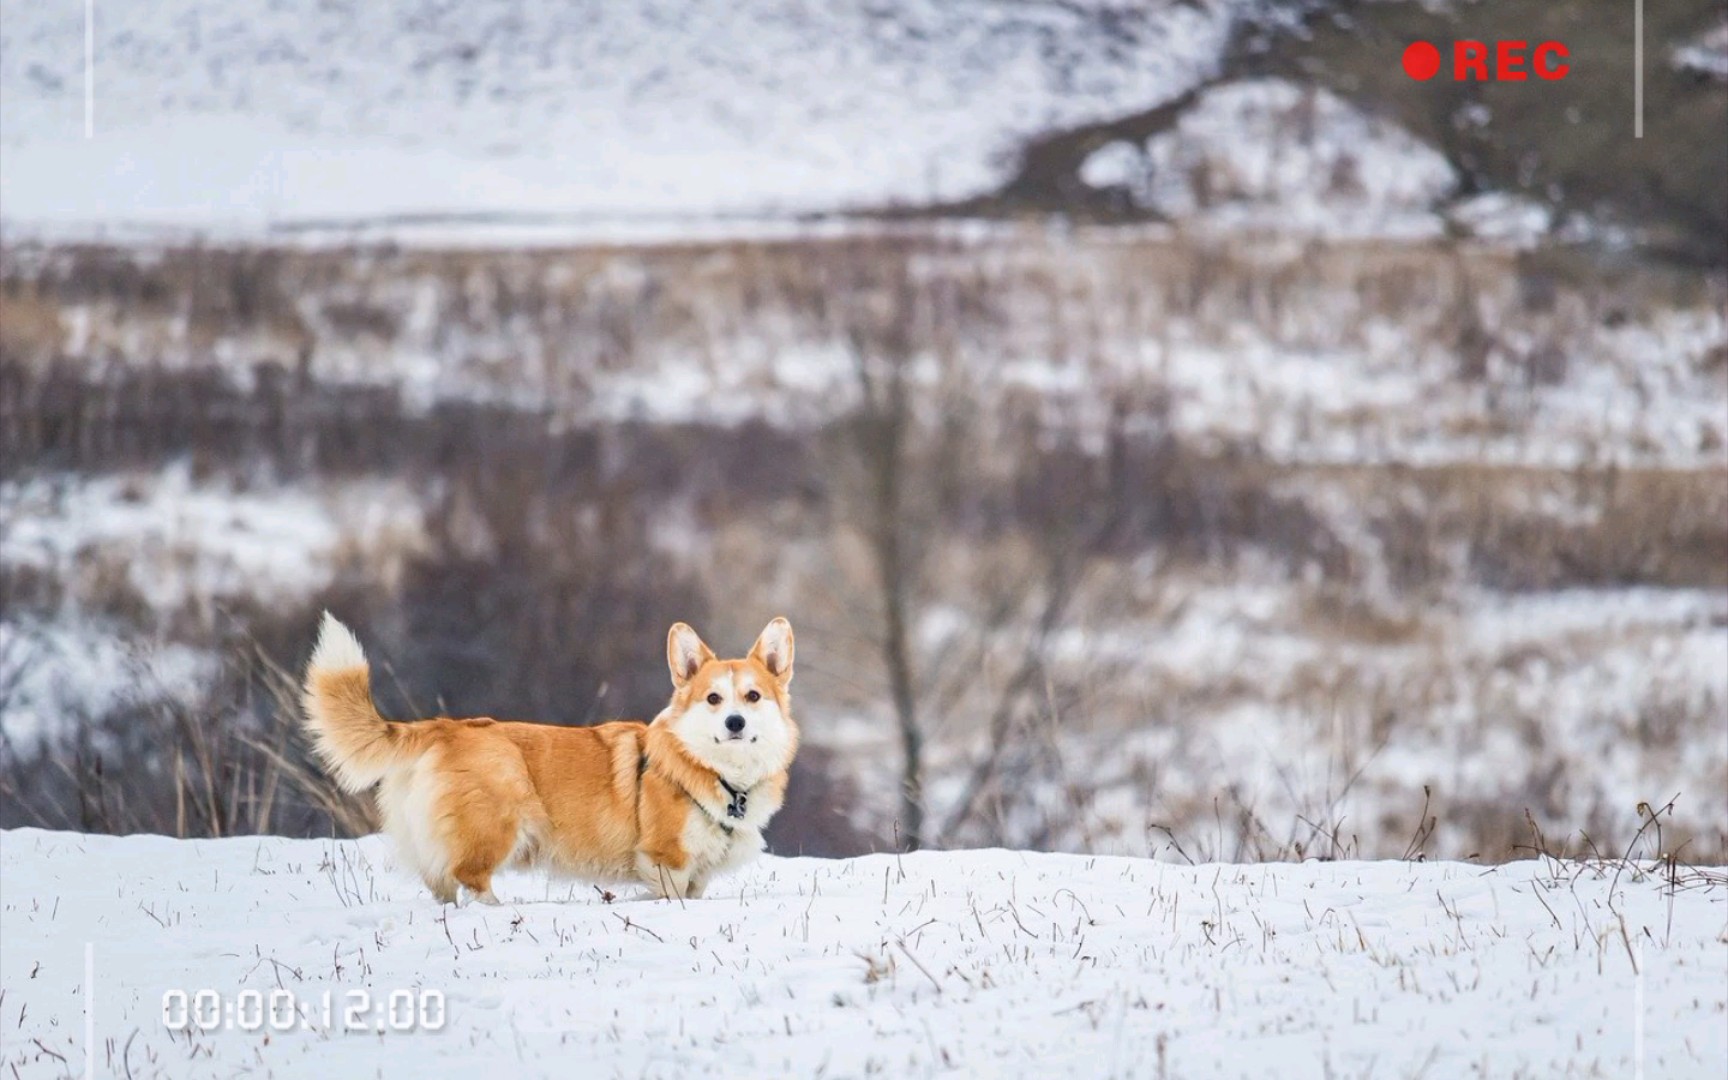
xmin=1 ymin=0 xmax=1723 ymax=863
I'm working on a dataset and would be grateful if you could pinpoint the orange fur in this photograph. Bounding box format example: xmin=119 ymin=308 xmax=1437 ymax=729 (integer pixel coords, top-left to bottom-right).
xmin=300 ymin=613 xmax=798 ymax=903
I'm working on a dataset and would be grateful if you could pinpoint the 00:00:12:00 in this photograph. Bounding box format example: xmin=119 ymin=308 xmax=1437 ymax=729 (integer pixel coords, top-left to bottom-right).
xmin=161 ymin=988 xmax=446 ymax=1032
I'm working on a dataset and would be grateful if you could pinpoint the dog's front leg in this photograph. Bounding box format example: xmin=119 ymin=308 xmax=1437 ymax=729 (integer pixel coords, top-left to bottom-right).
xmin=636 ymin=852 xmax=696 ymax=900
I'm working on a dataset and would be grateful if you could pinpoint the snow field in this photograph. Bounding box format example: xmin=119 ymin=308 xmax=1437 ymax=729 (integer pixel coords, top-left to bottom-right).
xmin=1 ymin=829 xmax=1723 ymax=1078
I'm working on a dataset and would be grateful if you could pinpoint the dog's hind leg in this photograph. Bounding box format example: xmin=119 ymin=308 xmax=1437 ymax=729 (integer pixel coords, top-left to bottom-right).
xmin=444 ymin=798 xmax=519 ymax=906
xmin=435 ymin=743 xmax=535 ymax=905
xmin=448 ymin=824 xmax=513 ymax=905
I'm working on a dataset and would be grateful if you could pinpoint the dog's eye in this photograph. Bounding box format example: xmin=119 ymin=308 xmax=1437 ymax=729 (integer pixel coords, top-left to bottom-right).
xmin=706 ymin=692 xmax=722 ymax=707
xmin=745 ymin=690 xmax=761 ymax=703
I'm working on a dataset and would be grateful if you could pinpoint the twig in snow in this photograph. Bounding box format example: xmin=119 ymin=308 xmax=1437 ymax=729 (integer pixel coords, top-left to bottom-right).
xmin=613 ymin=913 xmax=664 ymax=943
xmin=894 ymin=938 xmax=943 ymax=994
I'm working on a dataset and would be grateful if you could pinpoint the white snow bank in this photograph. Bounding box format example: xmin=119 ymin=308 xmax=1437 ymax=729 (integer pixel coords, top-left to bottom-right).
xmin=1448 ymin=191 xmax=1554 ymax=245
xmin=0 ymin=622 xmax=214 ymax=746
xmin=1674 ymin=21 xmax=1728 ymax=79
xmin=0 ymin=466 xmax=427 ymax=744
xmin=0 ymin=464 xmax=427 ymax=615
xmin=1 ymin=830 xmax=1721 ymax=1077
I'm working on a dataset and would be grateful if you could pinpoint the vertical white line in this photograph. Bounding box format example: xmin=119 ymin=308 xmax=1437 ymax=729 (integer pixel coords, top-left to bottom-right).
xmin=84 ymin=0 xmax=94 ymax=138
xmin=83 ymin=942 xmax=94 ymax=1080
xmin=1633 ymin=937 xmax=1645 ymax=1080
xmin=1634 ymin=0 xmax=1644 ymax=139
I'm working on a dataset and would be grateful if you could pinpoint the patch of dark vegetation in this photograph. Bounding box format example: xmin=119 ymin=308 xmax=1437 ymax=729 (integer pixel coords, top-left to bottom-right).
xmin=1258 ymin=0 xmax=1726 ymax=266
xmin=1466 ymin=468 xmax=1728 ymax=591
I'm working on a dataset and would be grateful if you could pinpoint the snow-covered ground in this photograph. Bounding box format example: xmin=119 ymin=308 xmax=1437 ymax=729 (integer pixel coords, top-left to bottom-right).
xmin=1 ymin=1 xmax=1567 ymax=247
xmin=1 ymin=829 xmax=1722 ymax=1078
xmin=0 ymin=0 xmax=1244 ymax=235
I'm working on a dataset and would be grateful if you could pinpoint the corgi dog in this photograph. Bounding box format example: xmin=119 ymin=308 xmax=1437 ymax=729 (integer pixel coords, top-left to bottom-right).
xmin=300 ymin=613 xmax=798 ymax=903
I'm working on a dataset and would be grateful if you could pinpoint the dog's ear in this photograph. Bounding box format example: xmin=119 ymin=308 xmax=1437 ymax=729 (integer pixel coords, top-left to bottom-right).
xmin=667 ymin=623 xmax=715 ymax=688
xmin=748 ymin=617 xmax=794 ymax=685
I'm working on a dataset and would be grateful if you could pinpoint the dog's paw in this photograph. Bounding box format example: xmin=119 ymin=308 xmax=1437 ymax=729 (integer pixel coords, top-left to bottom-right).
xmin=459 ymin=886 xmax=502 ymax=906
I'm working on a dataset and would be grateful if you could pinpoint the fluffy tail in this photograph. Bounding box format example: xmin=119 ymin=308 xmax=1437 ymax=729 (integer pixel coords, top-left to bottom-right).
xmin=300 ymin=612 xmax=411 ymax=792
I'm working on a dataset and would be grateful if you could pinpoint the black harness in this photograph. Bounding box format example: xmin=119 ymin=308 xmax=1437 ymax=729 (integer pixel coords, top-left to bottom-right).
xmin=640 ymin=752 xmax=749 ymax=835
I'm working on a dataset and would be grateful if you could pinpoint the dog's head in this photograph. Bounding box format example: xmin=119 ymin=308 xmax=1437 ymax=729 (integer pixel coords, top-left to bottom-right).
xmin=660 ymin=618 xmax=798 ymax=782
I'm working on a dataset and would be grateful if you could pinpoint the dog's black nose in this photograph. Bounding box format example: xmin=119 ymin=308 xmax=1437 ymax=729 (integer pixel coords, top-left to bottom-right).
xmin=725 ymin=714 xmax=746 ymax=733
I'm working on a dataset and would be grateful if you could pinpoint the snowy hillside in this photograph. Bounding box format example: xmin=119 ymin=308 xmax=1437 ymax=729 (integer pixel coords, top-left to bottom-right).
xmin=3 ymin=235 xmax=1724 ymax=859
xmin=0 ymin=0 xmax=1243 ymax=234
xmin=2 ymin=829 xmax=1723 ymax=1077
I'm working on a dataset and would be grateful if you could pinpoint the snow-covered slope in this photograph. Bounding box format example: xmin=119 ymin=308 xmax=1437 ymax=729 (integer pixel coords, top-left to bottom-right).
xmin=2 ymin=829 xmax=1722 ymax=1077
xmin=0 ymin=0 xmax=1242 ymax=235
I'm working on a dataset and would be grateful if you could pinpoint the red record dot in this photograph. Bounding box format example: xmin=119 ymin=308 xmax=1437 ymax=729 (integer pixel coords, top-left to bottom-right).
xmin=1403 ymin=41 xmax=1442 ymax=81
